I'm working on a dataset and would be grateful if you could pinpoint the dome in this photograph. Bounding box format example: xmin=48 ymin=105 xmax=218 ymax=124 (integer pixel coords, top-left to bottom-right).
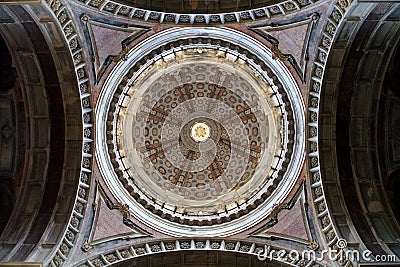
xmin=96 ymin=27 xmax=305 ymax=236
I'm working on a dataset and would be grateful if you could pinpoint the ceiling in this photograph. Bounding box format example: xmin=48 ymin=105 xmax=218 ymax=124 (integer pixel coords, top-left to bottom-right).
xmin=0 ymin=1 xmax=400 ymax=267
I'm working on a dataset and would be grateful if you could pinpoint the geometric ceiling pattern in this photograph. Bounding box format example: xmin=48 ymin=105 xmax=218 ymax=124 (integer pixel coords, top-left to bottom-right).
xmin=0 ymin=0 xmax=400 ymax=267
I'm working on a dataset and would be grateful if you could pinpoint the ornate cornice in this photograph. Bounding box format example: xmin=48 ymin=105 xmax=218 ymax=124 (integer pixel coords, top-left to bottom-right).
xmin=69 ymin=0 xmax=323 ymax=25
xmin=76 ymin=238 xmax=325 ymax=266
xmin=306 ymin=0 xmax=356 ymax=265
xmin=41 ymin=0 xmax=94 ymax=266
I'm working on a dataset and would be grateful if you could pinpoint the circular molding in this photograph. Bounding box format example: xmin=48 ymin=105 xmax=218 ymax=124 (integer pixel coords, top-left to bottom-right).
xmin=96 ymin=27 xmax=305 ymax=237
xmin=190 ymin=122 xmax=211 ymax=142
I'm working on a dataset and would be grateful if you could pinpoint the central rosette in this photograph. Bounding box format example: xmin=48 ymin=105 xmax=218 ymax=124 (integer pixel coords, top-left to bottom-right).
xmin=191 ymin=122 xmax=210 ymax=142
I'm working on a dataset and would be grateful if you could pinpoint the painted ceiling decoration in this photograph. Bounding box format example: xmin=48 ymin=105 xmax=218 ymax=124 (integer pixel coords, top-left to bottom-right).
xmin=80 ymin=14 xmax=149 ymax=82
xmin=82 ymin=184 xmax=151 ymax=252
xmin=0 ymin=0 xmax=400 ymax=267
xmin=249 ymin=182 xmax=316 ymax=247
xmin=252 ymin=12 xmax=320 ymax=82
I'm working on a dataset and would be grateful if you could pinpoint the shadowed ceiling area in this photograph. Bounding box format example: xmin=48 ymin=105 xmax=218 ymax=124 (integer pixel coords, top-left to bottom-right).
xmin=0 ymin=34 xmax=15 ymax=92
xmin=0 ymin=4 xmax=82 ymax=262
xmin=380 ymin=33 xmax=400 ymax=226
xmin=0 ymin=31 xmax=16 ymax=237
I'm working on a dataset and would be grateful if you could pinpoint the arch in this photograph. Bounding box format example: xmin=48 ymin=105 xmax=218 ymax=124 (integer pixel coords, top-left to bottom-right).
xmin=317 ymin=1 xmax=400 ymax=260
xmin=108 ymin=250 xmax=286 ymax=267
xmin=75 ymin=239 xmax=324 ymax=267
xmin=0 ymin=3 xmax=84 ymax=262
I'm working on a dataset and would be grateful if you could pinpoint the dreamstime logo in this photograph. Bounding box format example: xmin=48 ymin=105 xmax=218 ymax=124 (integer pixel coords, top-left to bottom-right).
xmin=257 ymin=239 xmax=397 ymax=263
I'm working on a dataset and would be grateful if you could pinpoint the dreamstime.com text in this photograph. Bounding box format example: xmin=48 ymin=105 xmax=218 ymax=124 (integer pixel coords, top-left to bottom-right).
xmin=257 ymin=239 xmax=398 ymax=264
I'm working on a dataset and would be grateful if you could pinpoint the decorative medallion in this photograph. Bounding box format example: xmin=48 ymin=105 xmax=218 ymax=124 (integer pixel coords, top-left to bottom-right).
xmin=190 ymin=122 xmax=211 ymax=142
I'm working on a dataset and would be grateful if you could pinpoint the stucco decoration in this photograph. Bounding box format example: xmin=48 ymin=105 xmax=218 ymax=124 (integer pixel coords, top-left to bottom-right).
xmin=252 ymin=12 xmax=319 ymax=82
xmin=70 ymin=0 xmax=320 ymax=25
xmin=250 ymin=182 xmax=316 ymax=247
